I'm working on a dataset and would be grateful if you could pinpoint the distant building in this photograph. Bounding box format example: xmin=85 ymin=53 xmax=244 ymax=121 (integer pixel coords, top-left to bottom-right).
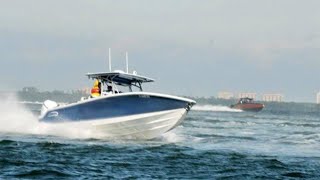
xmin=238 ymin=93 xmax=257 ymax=99
xmin=218 ymin=92 xmax=234 ymax=99
xmin=262 ymin=94 xmax=284 ymax=102
xmin=317 ymin=92 xmax=320 ymax=104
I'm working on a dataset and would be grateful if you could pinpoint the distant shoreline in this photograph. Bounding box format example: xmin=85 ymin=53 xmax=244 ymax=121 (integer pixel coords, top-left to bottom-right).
xmin=0 ymin=88 xmax=319 ymax=105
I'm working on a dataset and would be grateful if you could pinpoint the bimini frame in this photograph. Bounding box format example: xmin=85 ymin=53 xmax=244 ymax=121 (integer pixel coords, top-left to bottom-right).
xmin=86 ymin=72 xmax=154 ymax=92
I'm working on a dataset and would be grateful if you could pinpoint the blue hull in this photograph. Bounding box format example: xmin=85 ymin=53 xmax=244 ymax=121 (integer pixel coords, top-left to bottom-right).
xmin=40 ymin=94 xmax=193 ymax=122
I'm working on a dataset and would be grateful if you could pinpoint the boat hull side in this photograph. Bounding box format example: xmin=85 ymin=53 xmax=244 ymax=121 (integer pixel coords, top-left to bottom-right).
xmin=50 ymin=108 xmax=188 ymax=139
xmin=93 ymin=108 xmax=187 ymax=139
xmin=231 ymin=103 xmax=264 ymax=112
xmin=40 ymin=94 xmax=192 ymax=122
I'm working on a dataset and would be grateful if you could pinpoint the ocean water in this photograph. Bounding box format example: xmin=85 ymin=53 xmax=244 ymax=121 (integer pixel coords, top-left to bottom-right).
xmin=0 ymin=101 xmax=320 ymax=179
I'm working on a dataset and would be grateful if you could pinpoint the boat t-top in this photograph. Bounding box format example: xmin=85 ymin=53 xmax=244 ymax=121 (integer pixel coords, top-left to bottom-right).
xmin=39 ymin=50 xmax=196 ymax=139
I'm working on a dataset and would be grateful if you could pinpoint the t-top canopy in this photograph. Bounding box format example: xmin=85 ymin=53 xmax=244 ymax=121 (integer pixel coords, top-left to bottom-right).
xmin=86 ymin=71 xmax=155 ymax=86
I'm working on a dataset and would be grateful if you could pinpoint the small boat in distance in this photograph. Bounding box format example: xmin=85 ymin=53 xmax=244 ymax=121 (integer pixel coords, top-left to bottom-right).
xmin=39 ymin=50 xmax=196 ymax=139
xmin=230 ymin=97 xmax=264 ymax=112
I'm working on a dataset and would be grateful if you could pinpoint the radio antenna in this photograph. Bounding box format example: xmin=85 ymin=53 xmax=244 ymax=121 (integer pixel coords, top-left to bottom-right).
xmin=109 ymin=48 xmax=112 ymax=72
xmin=126 ymin=52 xmax=129 ymax=73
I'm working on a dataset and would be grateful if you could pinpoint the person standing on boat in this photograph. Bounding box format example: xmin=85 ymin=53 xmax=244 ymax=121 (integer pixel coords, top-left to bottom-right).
xmin=91 ymin=79 xmax=101 ymax=97
xmin=107 ymin=84 xmax=113 ymax=93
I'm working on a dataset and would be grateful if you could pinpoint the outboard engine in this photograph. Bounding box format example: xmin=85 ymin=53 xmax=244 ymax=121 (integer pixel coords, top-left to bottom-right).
xmin=40 ymin=100 xmax=58 ymax=118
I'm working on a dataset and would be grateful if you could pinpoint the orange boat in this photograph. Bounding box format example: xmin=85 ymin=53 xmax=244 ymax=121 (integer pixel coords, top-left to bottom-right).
xmin=230 ymin=97 xmax=264 ymax=112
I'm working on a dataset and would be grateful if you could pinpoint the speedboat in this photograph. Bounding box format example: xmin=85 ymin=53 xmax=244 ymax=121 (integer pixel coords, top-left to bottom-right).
xmin=39 ymin=70 xmax=196 ymax=139
xmin=230 ymin=97 xmax=264 ymax=112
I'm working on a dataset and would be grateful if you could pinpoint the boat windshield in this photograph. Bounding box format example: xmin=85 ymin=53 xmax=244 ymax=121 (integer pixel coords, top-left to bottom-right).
xmin=239 ymin=98 xmax=254 ymax=104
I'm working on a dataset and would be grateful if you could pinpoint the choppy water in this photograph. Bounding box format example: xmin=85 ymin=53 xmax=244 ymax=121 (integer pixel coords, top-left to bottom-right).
xmin=1 ymin=101 xmax=320 ymax=179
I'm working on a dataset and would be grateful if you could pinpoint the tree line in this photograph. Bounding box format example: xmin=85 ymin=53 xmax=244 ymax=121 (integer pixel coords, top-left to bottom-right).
xmin=16 ymin=87 xmax=88 ymax=103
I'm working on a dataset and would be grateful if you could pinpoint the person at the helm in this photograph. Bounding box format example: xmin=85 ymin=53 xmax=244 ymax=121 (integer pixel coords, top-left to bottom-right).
xmin=91 ymin=79 xmax=101 ymax=97
xmin=107 ymin=84 xmax=113 ymax=92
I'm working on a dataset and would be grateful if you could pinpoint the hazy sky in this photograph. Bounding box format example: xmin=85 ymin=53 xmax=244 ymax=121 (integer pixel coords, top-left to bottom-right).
xmin=0 ymin=0 xmax=319 ymax=102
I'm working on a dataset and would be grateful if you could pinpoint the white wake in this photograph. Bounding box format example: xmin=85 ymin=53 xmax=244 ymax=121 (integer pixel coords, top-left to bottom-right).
xmin=193 ymin=105 xmax=242 ymax=112
xmin=0 ymin=95 xmax=102 ymax=139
